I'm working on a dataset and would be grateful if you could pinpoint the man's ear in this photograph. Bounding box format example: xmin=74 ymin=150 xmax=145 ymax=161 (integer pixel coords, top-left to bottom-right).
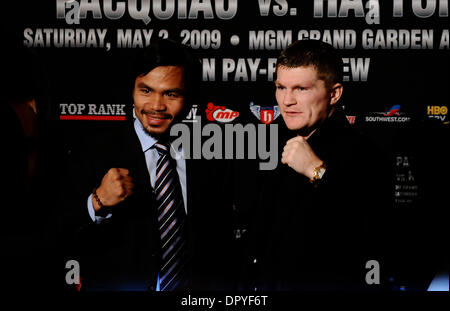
xmin=329 ymin=83 xmax=343 ymax=106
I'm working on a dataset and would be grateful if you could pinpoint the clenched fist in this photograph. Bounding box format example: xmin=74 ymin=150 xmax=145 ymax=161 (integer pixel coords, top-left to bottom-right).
xmin=92 ymin=168 xmax=134 ymax=211
xmin=281 ymin=136 xmax=323 ymax=180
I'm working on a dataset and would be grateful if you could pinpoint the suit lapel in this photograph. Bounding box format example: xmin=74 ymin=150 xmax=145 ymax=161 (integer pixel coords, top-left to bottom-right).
xmin=122 ymin=123 xmax=152 ymax=188
xmin=185 ymin=158 xmax=196 ymax=216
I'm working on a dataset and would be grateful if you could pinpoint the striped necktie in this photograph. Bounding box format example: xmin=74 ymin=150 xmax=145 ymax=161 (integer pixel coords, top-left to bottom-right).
xmin=154 ymin=141 xmax=189 ymax=291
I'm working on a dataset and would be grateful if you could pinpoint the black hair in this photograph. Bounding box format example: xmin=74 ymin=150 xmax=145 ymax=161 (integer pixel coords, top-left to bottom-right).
xmin=129 ymin=38 xmax=201 ymax=107
xmin=276 ymin=39 xmax=343 ymax=90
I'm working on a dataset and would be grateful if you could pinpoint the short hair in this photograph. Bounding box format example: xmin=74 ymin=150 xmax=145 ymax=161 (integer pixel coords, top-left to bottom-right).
xmin=276 ymin=40 xmax=343 ymax=90
xmin=130 ymin=38 xmax=201 ymax=105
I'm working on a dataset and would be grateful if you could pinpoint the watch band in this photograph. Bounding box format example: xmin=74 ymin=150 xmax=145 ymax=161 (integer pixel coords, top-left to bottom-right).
xmin=309 ymin=162 xmax=327 ymax=184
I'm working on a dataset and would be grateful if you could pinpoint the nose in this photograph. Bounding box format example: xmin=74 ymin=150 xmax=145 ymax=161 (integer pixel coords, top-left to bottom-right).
xmin=282 ymin=89 xmax=296 ymax=107
xmin=147 ymin=93 xmax=166 ymax=111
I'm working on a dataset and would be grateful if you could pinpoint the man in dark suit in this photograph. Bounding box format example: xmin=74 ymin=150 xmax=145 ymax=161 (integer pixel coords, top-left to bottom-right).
xmin=61 ymin=39 xmax=234 ymax=291
xmin=248 ymin=40 xmax=392 ymax=291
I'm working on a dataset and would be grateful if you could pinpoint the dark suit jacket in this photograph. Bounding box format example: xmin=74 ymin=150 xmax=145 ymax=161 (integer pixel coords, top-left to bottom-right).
xmin=61 ymin=122 xmax=235 ymax=291
xmin=250 ymin=108 xmax=392 ymax=291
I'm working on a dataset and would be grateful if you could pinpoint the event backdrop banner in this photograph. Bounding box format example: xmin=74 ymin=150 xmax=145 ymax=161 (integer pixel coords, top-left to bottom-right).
xmin=11 ymin=1 xmax=448 ymax=202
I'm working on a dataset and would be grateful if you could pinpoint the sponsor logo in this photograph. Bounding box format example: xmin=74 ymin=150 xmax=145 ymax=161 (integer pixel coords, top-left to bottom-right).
xmin=182 ymin=104 xmax=199 ymax=123
xmin=346 ymin=115 xmax=356 ymax=125
xmin=426 ymin=105 xmax=448 ymax=124
xmin=205 ymin=102 xmax=239 ymax=123
xmin=249 ymin=102 xmax=281 ymax=125
xmin=364 ymin=105 xmax=411 ymax=123
xmin=383 ymin=105 xmax=401 ymax=116
xmin=59 ymin=103 xmax=126 ymax=121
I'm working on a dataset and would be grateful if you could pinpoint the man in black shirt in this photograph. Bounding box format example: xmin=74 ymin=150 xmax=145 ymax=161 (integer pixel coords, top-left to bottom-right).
xmin=252 ymin=40 xmax=391 ymax=291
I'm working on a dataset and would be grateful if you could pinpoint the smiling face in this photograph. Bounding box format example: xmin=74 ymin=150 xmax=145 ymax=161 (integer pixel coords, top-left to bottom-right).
xmin=275 ymin=65 xmax=342 ymax=137
xmin=133 ymin=66 xmax=186 ymax=136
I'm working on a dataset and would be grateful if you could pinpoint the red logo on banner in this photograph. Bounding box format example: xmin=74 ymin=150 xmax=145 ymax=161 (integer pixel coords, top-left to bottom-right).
xmin=346 ymin=115 xmax=356 ymax=124
xmin=205 ymin=102 xmax=224 ymax=121
xmin=205 ymin=102 xmax=239 ymax=122
xmin=249 ymin=102 xmax=280 ymax=125
xmin=260 ymin=109 xmax=274 ymax=125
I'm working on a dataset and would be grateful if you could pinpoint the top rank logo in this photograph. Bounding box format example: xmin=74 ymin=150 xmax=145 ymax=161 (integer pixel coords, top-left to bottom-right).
xmin=60 ymin=102 xmax=126 ymax=121
xmin=205 ymin=102 xmax=239 ymax=123
xmin=249 ymin=102 xmax=281 ymax=125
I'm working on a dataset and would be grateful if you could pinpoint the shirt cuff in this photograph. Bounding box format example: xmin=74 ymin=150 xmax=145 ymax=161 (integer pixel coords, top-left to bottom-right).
xmin=87 ymin=194 xmax=112 ymax=224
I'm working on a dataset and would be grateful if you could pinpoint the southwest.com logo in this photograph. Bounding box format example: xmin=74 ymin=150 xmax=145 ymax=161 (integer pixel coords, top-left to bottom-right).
xmin=365 ymin=105 xmax=411 ymax=123
xmin=427 ymin=106 xmax=448 ymax=124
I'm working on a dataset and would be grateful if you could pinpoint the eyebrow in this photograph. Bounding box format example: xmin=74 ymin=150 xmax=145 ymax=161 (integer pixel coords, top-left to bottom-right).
xmin=136 ymin=82 xmax=185 ymax=94
xmin=275 ymin=80 xmax=311 ymax=89
xmin=274 ymin=80 xmax=283 ymax=86
xmin=136 ymin=82 xmax=149 ymax=89
xmin=164 ymin=88 xmax=185 ymax=94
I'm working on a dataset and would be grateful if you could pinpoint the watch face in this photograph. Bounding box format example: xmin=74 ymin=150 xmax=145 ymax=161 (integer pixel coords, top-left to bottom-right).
xmin=317 ymin=167 xmax=326 ymax=179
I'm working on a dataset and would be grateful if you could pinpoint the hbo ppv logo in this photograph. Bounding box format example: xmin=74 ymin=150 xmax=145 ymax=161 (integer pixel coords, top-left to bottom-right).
xmin=427 ymin=106 xmax=448 ymax=124
xmin=427 ymin=106 xmax=448 ymax=115
xmin=427 ymin=106 xmax=448 ymax=116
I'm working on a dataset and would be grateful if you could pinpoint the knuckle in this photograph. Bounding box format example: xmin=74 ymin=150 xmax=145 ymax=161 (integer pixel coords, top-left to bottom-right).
xmin=114 ymin=180 xmax=123 ymax=189
xmin=109 ymin=168 xmax=120 ymax=178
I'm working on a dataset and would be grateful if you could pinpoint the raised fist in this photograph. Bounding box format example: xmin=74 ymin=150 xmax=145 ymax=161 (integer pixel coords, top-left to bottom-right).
xmin=92 ymin=168 xmax=134 ymax=211
xmin=281 ymin=136 xmax=323 ymax=179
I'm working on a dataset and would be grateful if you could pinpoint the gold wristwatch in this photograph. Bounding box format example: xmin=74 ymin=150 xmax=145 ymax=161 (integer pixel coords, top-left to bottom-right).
xmin=310 ymin=162 xmax=327 ymax=183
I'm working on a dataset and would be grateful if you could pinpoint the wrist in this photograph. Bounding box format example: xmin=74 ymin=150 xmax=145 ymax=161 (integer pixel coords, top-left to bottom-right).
xmin=92 ymin=187 xmax=105 ymax=212
xmin=306 ymin=159 xmax=324 ymax=180
xmin=309 ymin=161 xmax=327 ymax=183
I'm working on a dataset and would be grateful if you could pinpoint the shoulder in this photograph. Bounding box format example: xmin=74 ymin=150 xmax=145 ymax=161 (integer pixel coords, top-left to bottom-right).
xmin=88 ymin=122 xmax=138 ymax=152
xmin=312 ymin=110 xmax=390 ymax=169
xmin=69 ymin=122 xmax=140 ymax=167
xmin=311 ymin=111 xmax=361 ymax=153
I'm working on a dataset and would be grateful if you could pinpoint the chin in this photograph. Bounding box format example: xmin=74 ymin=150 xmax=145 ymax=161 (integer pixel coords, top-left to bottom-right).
xmin=144 ymin=124 xmax=170 ymax=136
xmin=285 ymin=121 xmax=306 ymax=132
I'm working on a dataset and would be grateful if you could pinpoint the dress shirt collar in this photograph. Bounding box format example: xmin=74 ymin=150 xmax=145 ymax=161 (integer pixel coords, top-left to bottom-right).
xmin=134 ymin=118 xmax=158 ymax=152
xmin=133 ymin=118 xmax=184 ymax=158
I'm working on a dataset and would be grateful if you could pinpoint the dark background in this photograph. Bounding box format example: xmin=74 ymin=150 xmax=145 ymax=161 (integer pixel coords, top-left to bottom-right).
xmin=1 ymin=1 xmax=448 ymax=292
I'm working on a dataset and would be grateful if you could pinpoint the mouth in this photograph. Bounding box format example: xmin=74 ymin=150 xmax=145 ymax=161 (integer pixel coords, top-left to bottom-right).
xmin=284 ymin=111 xmax=302 ymax=116
xmin=141 ymin=111 xmax=172 ymax=126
